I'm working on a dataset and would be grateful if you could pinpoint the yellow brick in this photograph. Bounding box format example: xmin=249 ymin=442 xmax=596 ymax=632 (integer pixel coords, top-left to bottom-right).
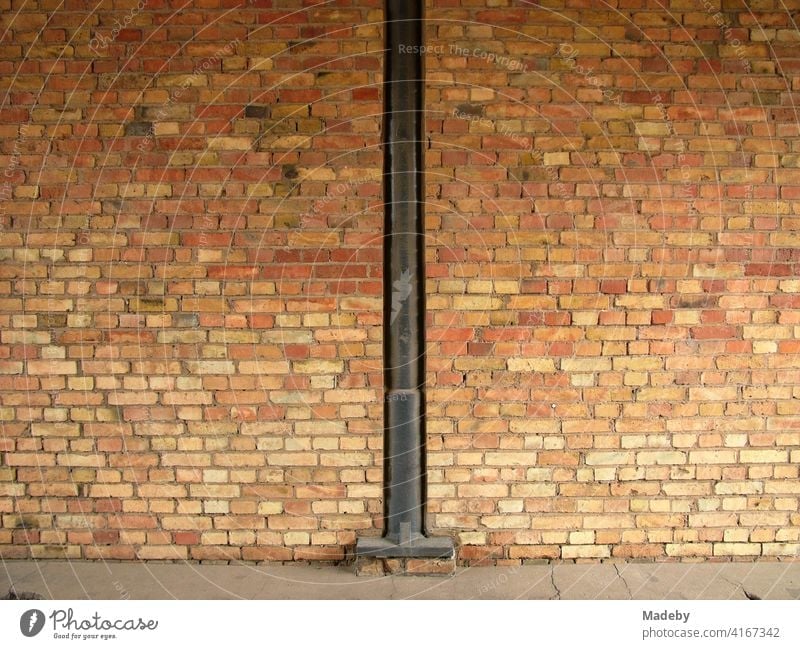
xmin=293 ymin=360 xmax=344 ymax=374
xmin=635 ymin=121 xmax=671 ymax=136
xmin=485 ymin=452 xmax=537 ymax=466
xmin=637 ymin=387 xmax=686 ymax=401
xmin=713 ymin=543 xmax=761 ymax=556
xmin=739 ymin=512 xmax=788 ymax=526
xmin=740 ymin=449 xmax=788 ymax=464
xmin=137 ymin=546 xmax=188 ymax=560
xmin=458 ymin=532 xmax=486 ymax=545
xmin=568 ymin=530 xmax=595 ymax=544
xmin=585 ymin=451 xmax=634 ymax=466
xmin=284 ymin=532 xmax=310 ymax=545
xmin=584 ymin=514 xmax=635 ymax=528
xmin=637 ymin=451 xmax=686 ymax=465
xmin=665 ymin=543 xmax=712 ymax=557
xmin=763 ymin=543 xmax=800 ymax=556
xmin=507 ymin=358 xmax=556 ymax=372
xmin=510 ymin=483 xmax=556 ymax=497
xmin=561 ymin=358 xmax=612 ymax=372
xmin=31 ymin=422 xmax=80 ymax=437
xmin=453 ymin=295 xmax=503 ymax=310
xmin=689 ymin=513 xmax=737 ymax=527
xmin=688 ymin=387 xmax=738 ymax=401
xmin=688 ymin=450 xmax=736 ymax=464
xmin=481 ymin=515 xmax=530 ymax=529
xmin=509 ymin=420 xmax=560 ymax=434
xmin=743 ymin=325 xmax=792 ymax=339
xmin=457 ymin=484 xmax=508 ymax=497
xmin=27 ymin=360 xmax=77 ymax=375
xmin=267 ymin=453 xmax=318 ymax=466
xmin=715 ymin=481 xmax=763 ymax=495
xmin=161 ymin=516 xmax=213 ymax=530
xmin=562 ymin=545 xmax=610 ymax=559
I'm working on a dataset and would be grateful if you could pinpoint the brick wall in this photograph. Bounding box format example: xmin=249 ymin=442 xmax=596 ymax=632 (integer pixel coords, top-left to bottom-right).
xmin=1 ymin=0 xmax=799 ymax=564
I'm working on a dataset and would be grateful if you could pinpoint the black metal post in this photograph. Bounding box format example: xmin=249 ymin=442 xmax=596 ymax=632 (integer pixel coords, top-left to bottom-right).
xmin=355 ymin=0 xmax=453 ymax=559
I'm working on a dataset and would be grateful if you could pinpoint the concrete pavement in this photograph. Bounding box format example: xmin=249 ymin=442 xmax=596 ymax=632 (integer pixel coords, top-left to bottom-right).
xmin=2 ymin=560 xmax=800 ymax=599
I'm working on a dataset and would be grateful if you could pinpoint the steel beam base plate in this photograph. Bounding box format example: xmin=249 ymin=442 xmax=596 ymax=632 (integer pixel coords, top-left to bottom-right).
xmin=355 ymin=536 xmax=455 ymax=559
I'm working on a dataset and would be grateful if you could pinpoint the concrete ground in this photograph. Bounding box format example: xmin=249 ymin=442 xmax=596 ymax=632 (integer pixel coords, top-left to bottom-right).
xmin=2 ymin=560 xmax=800 ymax=599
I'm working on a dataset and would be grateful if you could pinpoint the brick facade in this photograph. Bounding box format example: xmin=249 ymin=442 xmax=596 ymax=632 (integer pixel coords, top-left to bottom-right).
xmin=1 ymin=0 xmax=799 ymax=564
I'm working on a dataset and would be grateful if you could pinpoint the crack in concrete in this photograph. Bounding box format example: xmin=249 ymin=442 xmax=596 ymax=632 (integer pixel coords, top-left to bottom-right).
xmin=614 ymin=564 xmax=633 ymax=599
xmin=549 ymin=567 xmax=561 ymax=600
xmin=720 ymin=576 xmax=761 ymax=600
xmin=719 ymin=576 xmax=741 ymax=599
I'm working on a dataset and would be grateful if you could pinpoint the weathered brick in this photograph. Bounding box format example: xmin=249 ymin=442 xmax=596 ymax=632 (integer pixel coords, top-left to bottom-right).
xmin=0 ymin=2 xmax=798 ymax=568
xmin=507 ymin=358 xmax=556 ymax=372
xmin=562 ymin=545 xmax=611 ymax=559
xmin=713 ymin=543 xmax=761 ymax=557
xmin=740 ymin=450 xmax=788 ymax=464
xmin=485 ymin=452 xmax=537 ymax=466
xmin=585 ymin=452 xmax=634 ymax=466
xmin=27 ymin=360 xmax=77 ymax=375
xmin=688 ymin=450 xmax=737 ymax=464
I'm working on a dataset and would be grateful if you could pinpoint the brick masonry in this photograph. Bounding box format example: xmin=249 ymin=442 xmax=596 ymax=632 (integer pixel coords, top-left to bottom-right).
xmin=355 ymin=556 xmax=456 ymax=577
xmin=1 ymin=0 xmax=800 ymax=565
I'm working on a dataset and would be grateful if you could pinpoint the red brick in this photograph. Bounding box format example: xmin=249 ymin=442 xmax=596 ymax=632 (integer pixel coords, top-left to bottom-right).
xmin=0 ymin=1 xmax=797 ymax=569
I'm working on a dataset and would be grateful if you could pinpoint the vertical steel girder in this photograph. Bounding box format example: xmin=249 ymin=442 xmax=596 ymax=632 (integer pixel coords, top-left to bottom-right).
xmin=355 ymin=0 xmax=454 ymax=559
